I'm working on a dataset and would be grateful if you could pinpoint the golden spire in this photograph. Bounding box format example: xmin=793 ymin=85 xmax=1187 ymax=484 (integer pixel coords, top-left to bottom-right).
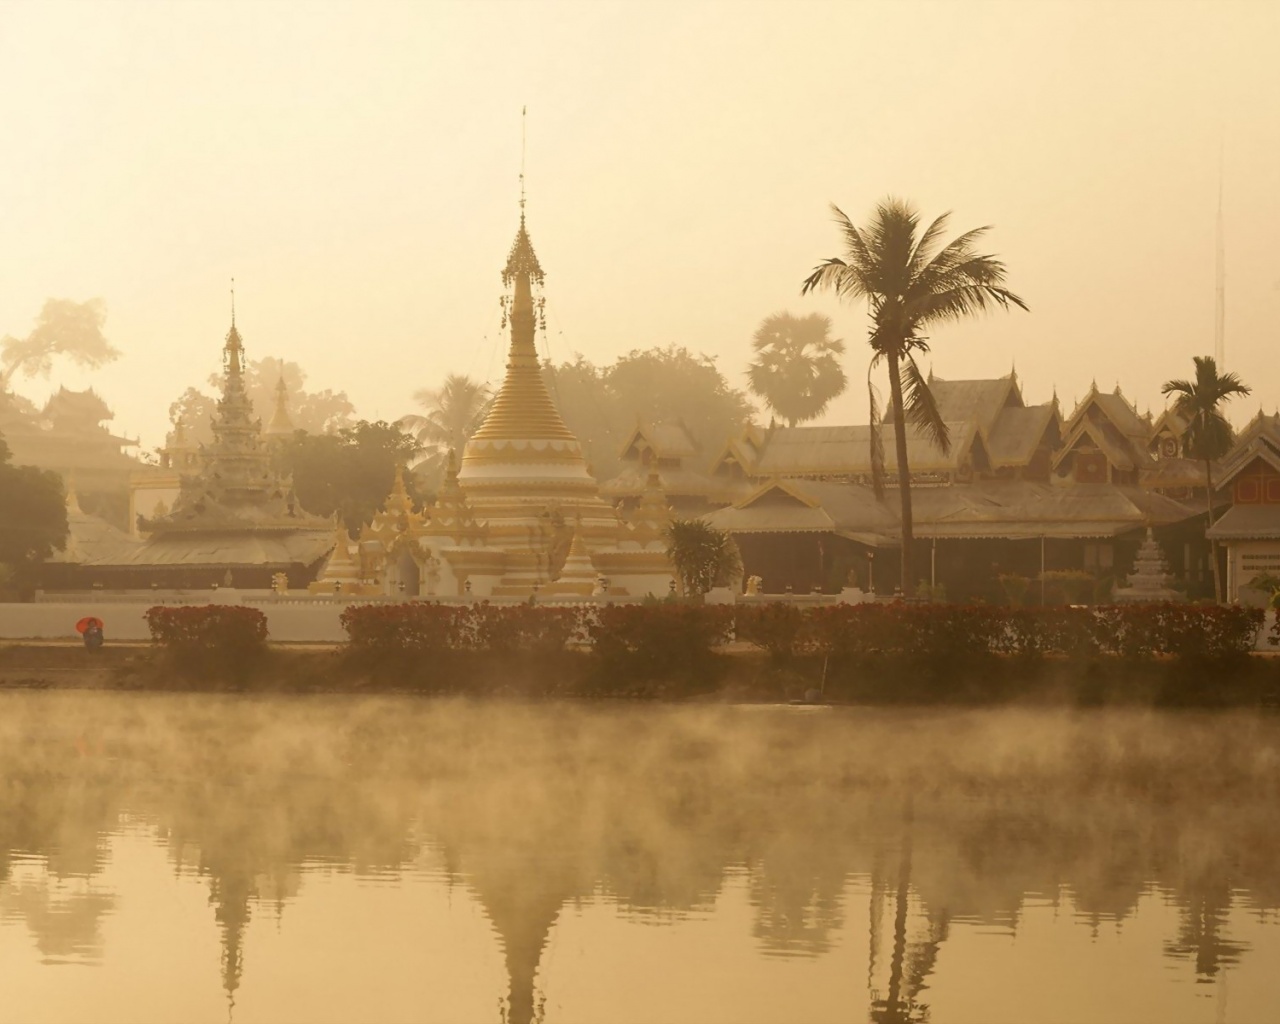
xmin=225 ymin=279 xmax=244 ymax=379
xmin=383 ymin=463 xmax=413 ymax=515
xmin=557 ymin=524 xmax=596 ymax=585
xmin=321 ymin=521 xmax=360 ymax=582
xmin=466 ymin=185 xmax=577 ymax=444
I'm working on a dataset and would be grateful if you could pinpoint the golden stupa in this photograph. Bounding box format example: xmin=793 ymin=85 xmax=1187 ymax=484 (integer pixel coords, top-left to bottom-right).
xmin=320 ymin=204 xmax=675 ymax=599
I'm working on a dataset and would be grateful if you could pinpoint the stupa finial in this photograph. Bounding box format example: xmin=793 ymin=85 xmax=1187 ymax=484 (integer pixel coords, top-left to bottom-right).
xmin=224 ymin=282 xmax=245 ymax=380
xmin=519 ymin=105 xmax=527 ymax=214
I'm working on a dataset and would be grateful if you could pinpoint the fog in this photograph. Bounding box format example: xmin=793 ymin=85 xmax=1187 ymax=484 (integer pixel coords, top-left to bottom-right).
xmin=1 ymin=1 xmax=1278 ymax=448
xmin=3 ymin=694 xmax=1278 ymax=1021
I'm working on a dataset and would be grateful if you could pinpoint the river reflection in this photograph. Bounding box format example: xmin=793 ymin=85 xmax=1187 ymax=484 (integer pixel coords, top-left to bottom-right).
xmin=1 ymin=694 xmax=1278 ymax=1024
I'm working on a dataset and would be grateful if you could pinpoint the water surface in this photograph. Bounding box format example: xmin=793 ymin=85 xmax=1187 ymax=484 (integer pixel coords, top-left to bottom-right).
xmin=2 ymin=693 xmax=1278 ymax=1024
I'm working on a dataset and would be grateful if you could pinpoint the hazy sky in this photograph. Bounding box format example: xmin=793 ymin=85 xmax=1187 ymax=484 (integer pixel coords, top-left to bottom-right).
xmin=1 ymin=0 xmax=1277 ymax=450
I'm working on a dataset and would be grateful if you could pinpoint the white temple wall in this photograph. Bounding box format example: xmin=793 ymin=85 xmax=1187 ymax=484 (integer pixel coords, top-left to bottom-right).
xmin=1226 ymin=540 xmax=1280 ymax=605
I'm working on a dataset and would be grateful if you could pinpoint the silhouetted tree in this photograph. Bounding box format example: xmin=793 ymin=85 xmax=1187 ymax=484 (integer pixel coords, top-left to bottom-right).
xmin=802 ymin=198 xmax=1025 ymax=589
xmin=747 ymin=312 xmax=846 ymax=427
xmin=281 ymin=420 xmax=422 ymax=535
xmin=0 ymin=433 xmax=68 ymax=584
xmin=399 ymin=374 xmax=492 ymax=484
xmin=545 ymin=346 xmax=755 ymax=480
xmin=0 ymin=299 xmax=119 ymax=388
xmin=1162 ymin=356 xmax=1250 ymax=603
xmin=167 ymin=358 xmax=357 ymax=444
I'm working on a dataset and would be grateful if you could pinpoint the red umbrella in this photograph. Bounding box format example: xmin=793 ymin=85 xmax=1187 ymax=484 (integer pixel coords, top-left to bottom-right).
xmin=75 ymin=616 xmax=104 ymax=635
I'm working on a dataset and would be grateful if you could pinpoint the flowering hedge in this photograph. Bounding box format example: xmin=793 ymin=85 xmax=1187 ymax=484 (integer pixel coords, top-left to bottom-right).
xmin=339 ymin=601 xmax=584 ymax=655
xmin=144 ymin=605 xmax=269 ymax=678
xmin=144 ymin=605 xmax=269 ymax=650
xmin=734 ymin=602 xmax=814 ymax=661
xmin=586 ymin=603 xmax=735 ymax=692
xmin=757 ymin=602 xmax=1263 ymax=662
xmin=338 ymin=601 xmax=1262 ymax=664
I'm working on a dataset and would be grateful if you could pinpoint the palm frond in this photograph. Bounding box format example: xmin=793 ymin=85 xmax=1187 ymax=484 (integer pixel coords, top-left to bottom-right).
xmin=907 ymin=283 xmax=1028 ymax=327
xmin=901 ymin=353 xmax=951 ymax=454
xmin=1161 ymin=378 xmax=1194 ymax=398
xmin=906 ymin=212 xmax=952 ymax=279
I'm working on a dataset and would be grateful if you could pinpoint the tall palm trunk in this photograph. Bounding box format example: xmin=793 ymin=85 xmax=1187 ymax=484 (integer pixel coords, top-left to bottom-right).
xmin=886 ymin=348 xmax=913 ymax=591
xmin=1205 ymin=459 xmax=1222 ymax=603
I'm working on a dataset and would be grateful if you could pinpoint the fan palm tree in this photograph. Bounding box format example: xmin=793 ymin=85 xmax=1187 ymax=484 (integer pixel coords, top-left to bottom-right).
xmin=666 ymin=519 xmax=742 ymax=598
xmin=801 ymin=198 xmax=1027 ymax=590
xmin=747 ymin=312 xmax=847 ymax=427
xmin=1161 ymin=355 xmax=1250 ymax=603
xmin=399 ymin=374 xmax=492 ymax=478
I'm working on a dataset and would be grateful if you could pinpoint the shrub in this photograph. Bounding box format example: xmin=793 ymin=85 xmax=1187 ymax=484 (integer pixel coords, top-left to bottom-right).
xmin=469 ymin=603 xmax=583 ymax=655
xmin=735 ymin=602 xmax=816 ymax=662
xmin=340 ymin=602 xmax=584 ymax=655
xmin=339 ymin=602 xmax=465 ymax=652
xmin=143 ymin=605 xmax=269 ymax=679
xmin=587 ymin=602 xmax=734 ymax=693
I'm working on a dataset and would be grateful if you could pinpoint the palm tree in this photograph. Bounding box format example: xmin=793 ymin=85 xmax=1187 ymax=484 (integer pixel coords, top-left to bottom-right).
xmin=666 ymin=519 xmax=742 ymax=598
xmin=399 ymin=374 xmax=492 ymax=477
xmin=801 ymin=198 xmax=1026 ymax=590
xmin=1161 ymin=356 xmax=1250 ymax=603
xmin=746 ymin=312 xmax=847 ymax=427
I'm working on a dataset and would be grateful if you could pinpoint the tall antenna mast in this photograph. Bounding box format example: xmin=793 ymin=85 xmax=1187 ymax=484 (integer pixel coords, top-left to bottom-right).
xmin=1215 ymin=144 xmax=1225 ymax=367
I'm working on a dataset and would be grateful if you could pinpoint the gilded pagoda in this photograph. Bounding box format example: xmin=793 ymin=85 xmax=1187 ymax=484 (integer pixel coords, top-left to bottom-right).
xmin=316 ymin=208 xmax=676 ymax=599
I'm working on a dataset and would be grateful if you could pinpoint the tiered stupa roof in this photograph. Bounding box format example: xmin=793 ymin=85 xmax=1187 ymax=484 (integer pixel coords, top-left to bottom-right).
xmin=141 ymin=315 xmax=325 ymax=535
xmin=263 ymin=372 xmax=295 ymax=438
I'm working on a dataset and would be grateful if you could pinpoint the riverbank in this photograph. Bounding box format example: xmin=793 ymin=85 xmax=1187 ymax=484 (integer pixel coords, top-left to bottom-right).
xmin=4 ymin=641 xmax=1279 ymax=707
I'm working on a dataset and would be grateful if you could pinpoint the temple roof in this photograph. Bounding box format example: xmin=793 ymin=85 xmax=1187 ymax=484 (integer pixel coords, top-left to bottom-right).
xmin=1207 ymin=503 xmax=1280 ymax=541
xmin=706 ymin=478 xmax=1201 ymax=544
xmin=82 ymin=529 xmax=333 ymax=569
xmin=927 ymin=374 xmax=1022 ymax=438
xmin=140 ymin=312 xmax=327 ymax=537
xmin=986 ymin=403 xmax=1058 ymax=467
xmin=617 ymin=420 xmax=699 ymax=461
xmin=47 ymin=483 xmax=142 ymax=565
xmin=752 ymin=420 xmax=979 ymax=477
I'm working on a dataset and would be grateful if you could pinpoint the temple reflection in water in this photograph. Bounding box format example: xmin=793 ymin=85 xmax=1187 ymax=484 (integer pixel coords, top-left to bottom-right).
xmin=1 ymin=695 xmax=1278 ymax=1023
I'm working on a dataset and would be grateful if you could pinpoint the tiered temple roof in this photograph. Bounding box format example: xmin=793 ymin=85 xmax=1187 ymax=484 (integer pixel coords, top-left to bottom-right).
xmin=72 ymin=312 xmax=333 ymax=586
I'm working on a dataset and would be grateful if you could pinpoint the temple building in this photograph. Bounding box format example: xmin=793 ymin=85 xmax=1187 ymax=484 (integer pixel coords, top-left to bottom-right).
xmin=128 ymin=415 xmax=201 ymax=537
xmin=49 ymin=313 xmax=333 ymax=590
xmin=311 ymin=208 xmax=675 ymax=599
xmin=600 ymin=419 xmax=747 ymax=513
xmin=704 ymin=373 xmax=1213 ymax=601
xmin=1207 ymin=410 xmax=1280 ymax=604
xmin=0 ymin=385 xmax=141 ymax=527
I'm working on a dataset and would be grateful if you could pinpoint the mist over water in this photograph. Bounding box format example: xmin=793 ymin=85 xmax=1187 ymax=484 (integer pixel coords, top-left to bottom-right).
xmin=2 ymin=694 xmax=1278 ymax=1024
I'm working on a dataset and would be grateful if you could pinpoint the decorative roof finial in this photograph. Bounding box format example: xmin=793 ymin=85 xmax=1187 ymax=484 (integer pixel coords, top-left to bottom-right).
xmin=230 ymin=277 xmax=236 ymax=326
xmin=517 ymin=104 xmax=527 ymax=215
